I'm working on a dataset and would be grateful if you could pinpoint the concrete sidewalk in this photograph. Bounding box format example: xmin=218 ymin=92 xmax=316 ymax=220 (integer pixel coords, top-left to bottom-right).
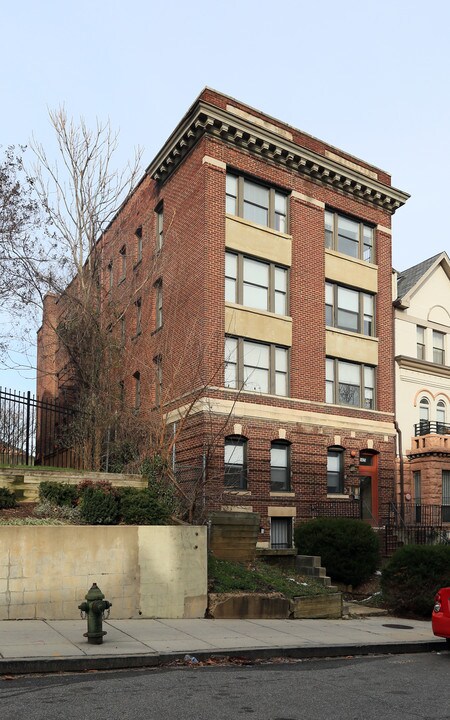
xmin=0 ymin=616 xmax=446 ymax=675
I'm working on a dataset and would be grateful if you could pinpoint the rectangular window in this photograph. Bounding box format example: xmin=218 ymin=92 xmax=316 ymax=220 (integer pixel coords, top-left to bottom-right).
xmin=327 ymin=448 xmax=344 ymax=494
xmin=325 ymin=282 xmax=375 ymax=336
xmin=155 ymin=280 xmax=163 ymax=329
xmin=414 ymin=470 xmax=422 ymax=523
xmin=135 ymin=226 xmax=143 ymax=264
xmin=226 ymin=172 xmax=287 ymax=232
xmin=108 ymin=261 xmax=113 ymax=291
xmin=120 ymin=315 xmax=125 ymax=347
xmin=417 ymin=326 xmax=425 ymax=359
xmin=156 ymin=204 xmax=163 ymax=250
xmin=270 ymin=442 xmax=291 ymax=492
xmin=135 ymin=298 xmax=142 ymax=336
xmin=325 ymin=210 xmax=374 ymax=263
xmin=270 ymin=517 xmax=292 ymax=549
xmin=119 ymin=246 xmax=126 ymax=282
xmin=225 ymin=252 xmax=288 ymax=315
xmin=433 ymin=331 xmax=445 ymax=364
xmin=153 ymin=355 xmax=162 ymax=405
xmin=442 ymin=470 xmax=450 ymax=523
xmin=133 ymin=371 xmax=141 ymax=410
xmin=326 ymin=358 xmax=375 ymax=409
xmin=225 ymin=336 xmax=289 ymax=396
xmin=224 ymin=437 xmax=247 ymax=489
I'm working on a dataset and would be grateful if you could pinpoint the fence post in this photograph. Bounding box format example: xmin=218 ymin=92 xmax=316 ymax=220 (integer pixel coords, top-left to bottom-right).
xmin=25 ymin=391 xmax=31 ymax=465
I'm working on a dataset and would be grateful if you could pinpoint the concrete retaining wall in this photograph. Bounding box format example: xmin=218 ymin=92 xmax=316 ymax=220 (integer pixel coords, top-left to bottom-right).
xmin=0 ymin=525 xmax=207 ymax=620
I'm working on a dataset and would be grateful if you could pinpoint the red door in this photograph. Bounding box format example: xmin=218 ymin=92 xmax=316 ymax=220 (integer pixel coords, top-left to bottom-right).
xmin=359 ymin=452 xmax=379 ymax=525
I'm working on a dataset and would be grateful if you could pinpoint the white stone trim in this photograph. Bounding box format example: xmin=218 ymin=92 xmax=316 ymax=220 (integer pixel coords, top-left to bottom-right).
xmin=291 ymin=190 xmax=325 ymax=208
xmin=202 ymin=155 xmax=226 ymax=169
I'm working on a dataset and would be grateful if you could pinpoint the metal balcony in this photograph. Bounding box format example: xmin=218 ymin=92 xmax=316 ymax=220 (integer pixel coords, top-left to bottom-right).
xmin=414 ymin=420 xmax=450 ymax=436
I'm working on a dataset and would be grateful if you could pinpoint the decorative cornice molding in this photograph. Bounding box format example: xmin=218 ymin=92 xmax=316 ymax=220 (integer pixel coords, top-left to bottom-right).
xmin=395 ymin=354 xmax=450 ymax=378
xmin=146 ymin=101 xmax=410 ymax=214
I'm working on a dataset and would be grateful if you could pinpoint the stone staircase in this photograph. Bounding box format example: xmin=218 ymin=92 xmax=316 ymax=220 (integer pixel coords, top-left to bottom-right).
xmin=296 ymin=554 xmax=337 ymax=590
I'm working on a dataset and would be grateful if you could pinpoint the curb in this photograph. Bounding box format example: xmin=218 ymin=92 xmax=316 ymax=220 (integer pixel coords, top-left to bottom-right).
xmin=0 ymin=640 xmax=446 ymax=676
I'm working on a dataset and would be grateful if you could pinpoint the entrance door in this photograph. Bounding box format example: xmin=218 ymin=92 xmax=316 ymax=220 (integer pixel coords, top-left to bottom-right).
xmin=359 ymin=452 xmax=379 ymax=524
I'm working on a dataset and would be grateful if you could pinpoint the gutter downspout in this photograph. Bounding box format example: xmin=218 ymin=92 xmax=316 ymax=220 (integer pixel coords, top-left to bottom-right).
xmin=394 ymin=420 xmax=405 ymax=522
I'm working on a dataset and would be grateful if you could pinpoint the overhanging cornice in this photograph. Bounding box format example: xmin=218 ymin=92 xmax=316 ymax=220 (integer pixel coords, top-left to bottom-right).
xmin=395 ymin=354 xmax=450 ymax=378
xmin=146 ymin=101 xmax=410 ymax=214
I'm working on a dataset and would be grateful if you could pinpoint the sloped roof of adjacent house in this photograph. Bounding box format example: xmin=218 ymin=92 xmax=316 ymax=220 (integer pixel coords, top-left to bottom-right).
xmin=395 ymin=252 xmax=450 ymax=304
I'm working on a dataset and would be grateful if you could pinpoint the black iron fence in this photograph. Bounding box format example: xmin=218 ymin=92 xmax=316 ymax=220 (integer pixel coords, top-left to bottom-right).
xmin=414 ymin=420 xmax=450 ymax=436
xmin=0 ymin=388 xmax=77 ymax=468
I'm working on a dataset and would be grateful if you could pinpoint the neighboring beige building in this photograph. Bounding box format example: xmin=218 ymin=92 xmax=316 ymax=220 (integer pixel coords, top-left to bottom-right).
xmin=394 ymin=252 xmax=450 ymax=521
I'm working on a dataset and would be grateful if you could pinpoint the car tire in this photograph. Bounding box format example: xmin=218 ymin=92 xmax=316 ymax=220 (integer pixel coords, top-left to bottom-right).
xmin=446 ymin=638 xmax=450 ymax=649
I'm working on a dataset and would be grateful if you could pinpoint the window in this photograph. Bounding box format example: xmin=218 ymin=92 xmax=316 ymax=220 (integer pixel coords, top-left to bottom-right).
xmin=153 ymin=355 xmax=162 ymax=405
xmin=118 ymin=380 xmax=125 ymax=407
xmin=442 ymin=470 xmax=450 ymax=523
xmin=225 ymin=337 xmax=288 ymax=396
xmin=433 ymin=331 xmax=445 ymax=364
xmin=437 ymin=400 xmax=446 ymax=432
xmin=270 ymin=517 xmax=292 ymax=549
xmin=417 ymin=326 xmax=425 ymax=360
xmin=155 ymin=280 xmax=163 ymax=329
xmin=325 ymin=210 xmax=374 ymax=262
xmin=119 ymin=246 xmax=126 ymax=281
xmin=135 ymin=298 xmax=142 ymax=336
xmin=107 ymin=261 xmax=113 ymax=291
xmin=156 ymin=204 xmax=163 ymax=250
xmin=414 ymin=470 xmax=421 ymax=523
xmin=226 ymin=173 xmax=287 ymax=232
xmin=133 ymin=371 xmax=141 ymax=410
xmin=326 ymin=358 xmax=375 ymax=408
xmin=225 ymin=252 xmax=288 ymax=315
xmin=270 ymin=441 xmax=291 ymax=492
xmin=120 ymin=315 xmax=126 ymax=347
xmin=135 ymin=226 xmax=143 ymax=264
xmin=224 ymin=436 xmax=247 ymax=489
xmin=327 ymin=447 xmax=344 ymax=494
xmin=325 ymin=283 xmax=374 ymax=335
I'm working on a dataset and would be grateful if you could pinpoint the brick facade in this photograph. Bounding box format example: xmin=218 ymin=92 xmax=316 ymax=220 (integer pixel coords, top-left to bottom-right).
xmin=37 ymin=89 xmax=409 ymax=540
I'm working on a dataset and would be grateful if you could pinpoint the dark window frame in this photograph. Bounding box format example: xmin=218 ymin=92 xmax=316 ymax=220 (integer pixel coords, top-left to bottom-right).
xmin=270 ymin=440 xmax=291 ymax=492
xmin=224 ymin=435 xmax=248 ymax=490
xmin=327 ymin=446 xmax=345 ymax=494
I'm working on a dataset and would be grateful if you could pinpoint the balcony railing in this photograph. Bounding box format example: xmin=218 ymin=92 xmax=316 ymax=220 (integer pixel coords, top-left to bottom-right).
xmin=414 ymin=420 xmax=450 ymax=436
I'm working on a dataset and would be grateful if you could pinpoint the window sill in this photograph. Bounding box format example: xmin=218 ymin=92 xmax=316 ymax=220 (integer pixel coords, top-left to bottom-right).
xmin=327 ymin=493 xmax=351 ymax=499
xmin=226 ymin=213 xmax=291 ymax=239
xmin=132 ymin=332 xmax=142 ymax=341
xmin=151 ymin=325 xmax=163 ymax=337
xmin=133 ymin=260 xmax=142 ymax=270
xmin=269 ymin=492 xmax=295 ymax=497
xmin=325 ymin=247 xmax=378 ymax=270
xmin=325 ymin=325 xmax=378 ymax=342
xmin=223 ymin=490 xmax=251 ymax=496
xmin=118 ymin=277 xmax=126 ymax=285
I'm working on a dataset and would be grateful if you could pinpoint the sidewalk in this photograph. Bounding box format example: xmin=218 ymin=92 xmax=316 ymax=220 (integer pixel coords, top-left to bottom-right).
xmin=0 ymin=614 xmax=446 ymax=675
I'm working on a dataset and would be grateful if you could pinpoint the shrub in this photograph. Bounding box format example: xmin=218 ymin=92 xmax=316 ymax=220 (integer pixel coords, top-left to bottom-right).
xmin=381 ymin=544 xmax=450 ymax=617
xmin=34 ymin=500 xmax=83 ymax=523
xmin=0 ymin=487 xmax=16 ymax=509
xmin=39 ymin=481 xmax=78 ymax=507
xmin=79 ymin=485 xmax=119 ymax=525
xmin=119 ymin=486 xmax=175 ymax=525
xmin=294 ymin=517 xmax=379 ymax=587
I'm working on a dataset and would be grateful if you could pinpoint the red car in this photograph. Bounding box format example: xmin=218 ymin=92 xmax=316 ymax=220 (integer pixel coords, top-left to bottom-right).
xmin=432 ymin=587 xmax=450 ymax=645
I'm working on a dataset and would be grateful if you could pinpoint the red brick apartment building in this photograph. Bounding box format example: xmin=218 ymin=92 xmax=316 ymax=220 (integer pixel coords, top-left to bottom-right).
xmin=37 ymin=89 xmax=409 ymax=547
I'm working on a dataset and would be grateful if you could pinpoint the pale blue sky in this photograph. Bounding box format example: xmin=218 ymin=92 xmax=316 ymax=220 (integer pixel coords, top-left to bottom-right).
xmin=1 ymin=0 xmax=449 ymax=391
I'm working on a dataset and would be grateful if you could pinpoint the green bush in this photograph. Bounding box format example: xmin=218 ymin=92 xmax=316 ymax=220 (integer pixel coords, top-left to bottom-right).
xmin=0 ymin=487 xmax=16 ymax=509
xmin=381 ymin=544 xmax=450 ymax=617
xmin=79 ymin=485 xmax=119 ymax=525
xmin=119 ymin=486 xmax=175 ymax=525
xmin=38 ymin=481 xmax=78 ymax=507
xmin=294 ymin=517 xmax=380 ymax=587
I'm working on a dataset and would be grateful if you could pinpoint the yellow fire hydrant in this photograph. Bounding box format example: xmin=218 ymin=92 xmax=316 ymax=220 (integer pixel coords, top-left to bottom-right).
xmin=78 ymin=583 xmax=112 ymax=644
